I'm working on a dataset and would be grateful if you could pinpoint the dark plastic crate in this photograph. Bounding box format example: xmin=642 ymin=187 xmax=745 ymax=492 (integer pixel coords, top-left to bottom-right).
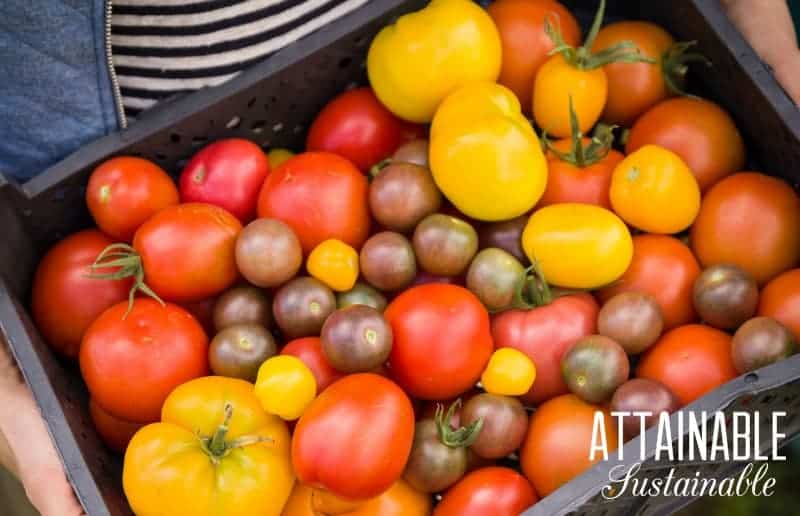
xmin=0 ymin=1 xmax=798 ymax=515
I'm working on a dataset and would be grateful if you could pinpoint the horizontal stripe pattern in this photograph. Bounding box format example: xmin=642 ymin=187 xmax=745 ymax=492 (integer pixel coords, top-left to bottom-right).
xmin=112 ymin=0 xmax=367 ymax=118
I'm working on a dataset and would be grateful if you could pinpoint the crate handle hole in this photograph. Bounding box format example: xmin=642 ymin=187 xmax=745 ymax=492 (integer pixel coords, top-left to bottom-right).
xmin=226 ymin=116 xmax=242 ymax=129
xmin=250 ymin=120 xmax=266 ymax=134
xmin=744 ymin=373 xmax=759 ymax=384
xmin=338 ymin=57 xmax=353 ymax=69
xmin=169 ymin=133 xmax=181 ymax=144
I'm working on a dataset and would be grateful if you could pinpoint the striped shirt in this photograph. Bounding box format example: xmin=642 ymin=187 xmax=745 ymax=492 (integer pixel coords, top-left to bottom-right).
xmin=111 ymin=0 xmax=368 ymax=119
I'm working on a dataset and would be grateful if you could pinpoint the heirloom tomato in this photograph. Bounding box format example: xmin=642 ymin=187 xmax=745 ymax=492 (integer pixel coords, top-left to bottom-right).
xmin=759 ymin=269 xmax=800 ymax=343
xmin=255 ymin=356 xmax=317 ymax=421
xmin=281 ymin=337 xmax=344 ymax=393
xmin=89 ymin=399 xmax=145 ymax=454
xmin=434 ymin=467 xmax=537 ymax=516
xmin=282 ymin=480 xmax=431 ymax=516
xmin=307 ymin=239 xmax=360 ymax=292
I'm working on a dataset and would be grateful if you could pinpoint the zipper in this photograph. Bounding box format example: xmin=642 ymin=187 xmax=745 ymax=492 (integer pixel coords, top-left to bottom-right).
xmin=105 ymin=0 xmax=127 ymax=129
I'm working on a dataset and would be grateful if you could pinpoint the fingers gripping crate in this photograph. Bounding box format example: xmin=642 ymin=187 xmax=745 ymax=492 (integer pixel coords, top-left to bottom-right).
xmin=1 ymin=1 xmax=799 ymax=515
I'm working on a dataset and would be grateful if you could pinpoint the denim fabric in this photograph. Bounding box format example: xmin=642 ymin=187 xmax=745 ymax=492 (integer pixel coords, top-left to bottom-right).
xmin=0 ymin=0 xmax=118 ymax=182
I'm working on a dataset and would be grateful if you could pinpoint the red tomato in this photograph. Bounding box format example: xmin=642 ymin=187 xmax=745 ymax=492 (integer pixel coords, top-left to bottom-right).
xmin=637 ymin=324 xmax=737 ymax=406
xmin=31 ymin=229 xmax=132 ymax=358
xmin=487 ymin=0 xmax=581 ymax=110
xmin=690 ymin=172 xmax=800 ymax=285
xmin=598 ymin=234 xmax=700 ymax=330
xmin=89 ymin=398 xmax=145 ymax=454
xmin=179 ymin=139 xmax=270 ymax=223
xmin=80 ymin=299 xmax=209 ymax=423
xmin=257 ymin=152 xmax=370 ymax=254
xmin=521 ymin=394 xmax=617 ymax=497
xmin=492 ymin=293 xmax=598 ymax=405
xmin=306 ymin=88 xmax=410 ymax=172
xmin=292 ymin=374 xmax=415 ymax=500
xmin=759 ymin=269 xmax=800 ymax=343
xmin=86 ymin=157 xmax=179 ymax=241
xmin=281 ymin=337 xmax=344 ymax=393
xmin=385 ymin=284 xmax=493 ymax=400
xmin=434 ymin=467 xmax=537 ymax=516
xmin=133 ymin=203 xmax=241 ymax=303
xmin=626 ymin=97 xmax=745 ymax=192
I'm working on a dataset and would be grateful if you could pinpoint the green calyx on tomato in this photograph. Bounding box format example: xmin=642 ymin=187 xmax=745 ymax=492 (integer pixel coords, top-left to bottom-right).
xmin=88 ymin=243 xmax=164 ymax=315
xmin=435 ymin=400 xmax=483 ymax=449
xmin=545 ymin=0 xmax=653 ymax=70
xmin=200 ymin=403 xmax=272 ymax=465
xmin=511 ymin=261 xmax=554 ymax=310
xmin=543 ymin=96 xmax=617 ymax=168
xmin=661 ymin=40 xmax=711 ymax=96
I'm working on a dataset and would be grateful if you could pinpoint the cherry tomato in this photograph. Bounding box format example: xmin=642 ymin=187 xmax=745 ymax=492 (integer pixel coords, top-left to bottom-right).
xmin=759 ymin=269 xmax=800 ymax=343
xmin=179 ymin=138 xmax=270 ymax=223
xmin=487 ymin=0 xmax=580 ymax=110
xmin=255 ymin=356 xmax=317 ymax=421
xmin=31 ymin=229 xmax=132 ymax=358
xmin=307 ymin=239 xmax=360 ymax=292
xmin=385 ymin=284 xmax=493 ymax=400
xmin=434 ymin=467 xmax=537 ymax=516
xmin=626 ymin=97 xmax=745 ymax=191
xmin=481 ymin=348 xmax=536 ymax=397
xmin=86 ymin=157 xmax=179 ymax=241
xmin=281 ymin=337 xmax=344 ymax=393
xmin=637 ymin=324 xmax=737 ymax=406
xmin=89 ymin=399 xmax=145 ymax=454
xmin=690 ymin=172 xmax=800 ymax=285
xmin=306 ymin=88 xmax=409 ymax=172
xmin=257 ymin=152 xmax=370 ymax=254
xmin=492 ymin=293 xmax=598 ymax=405
xmin=292 ymin=374 xmax=415 ymax=500
xmin=521 ymin=394 xmax=617 ymax=496
xmin=598 ymin=234 xmax=700 ymax=330
xmin=80 ymin=298 xmax=209 ymax=423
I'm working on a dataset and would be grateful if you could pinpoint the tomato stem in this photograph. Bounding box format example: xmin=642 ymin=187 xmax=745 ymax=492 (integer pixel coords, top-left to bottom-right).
xmin=369 ymin=158 xmax=391 ymax=179
xmin=208 ymin=403 xmax=234 ymax=456
xmin=662 ymin=40 xmax=711 ymax=96
xmin=200 ymin=403 xmax=273 ymax=464
xmin=435 ymin=400 xmax=483 ymax=448
xmin=542 ymin=96 xmax=616 ymax=168
xmin=86 ymin=243 xmax=164 ymax=317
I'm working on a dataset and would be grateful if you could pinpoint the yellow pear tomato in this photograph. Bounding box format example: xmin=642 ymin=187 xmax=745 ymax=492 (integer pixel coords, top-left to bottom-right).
xmin=255 ymin=356 xmax=317 ymax=421
xmin=481 ymin=348 xmax=537 ymax=396
xmin=522 ymin=203 xmax=633 ymax=289
xmin=367 ymin=0 xmax=502 ymax=122
xmin=610 ymin=144 xmax=701 ymax=234
xmin=307 ymin=238 xmax=360 ymax=292
xmin=430 ymin=82 xmax=548 ymax=221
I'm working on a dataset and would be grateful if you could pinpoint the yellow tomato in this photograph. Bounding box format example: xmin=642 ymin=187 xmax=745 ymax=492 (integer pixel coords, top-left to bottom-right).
xmin=522 ymin=203 xmax=633 ymax=289
xmin=610 ymin=144 xmax=701 ymax=234
xmin=481 ymin=348 xmax=536 ymax=396
xmin=282 ymin=481 xmax=431 ymax=516
xmin=533 ymin=54 xmax=608 ymax=138
xmin=430 ymin=82 xmax=548 ymax=221
xmin=123 ymin=377 xmax=294 ymax=516
xmin=255 ymin=356 xmax=317 ymax=421
xmin=367 ymin=0 xmax=501 ymax=122
xmin=307 ymin=238 xmax=359 ymax=292
xmin=268 ymin=148 xmax=294 ymax=169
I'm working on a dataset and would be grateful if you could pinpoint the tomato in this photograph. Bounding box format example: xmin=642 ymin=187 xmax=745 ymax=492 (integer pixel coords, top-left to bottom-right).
xmin=80 ymin=298 xmax=209 ymax=423
xmin=124 ymin=377 xmax=293 ymax=516
xmin=282 ymin=480 xmax=431 ymax=516
xmin=492 ymin=293 xmax=598 ymax=405
xmin=521 ymin=394 xmax=617 ymax=496
xmin=591 ymin=21 xmax=677 ymax=126
xmin=487 ymin=0 xmax=581 ymax=110
xmin=306 ymin=88 xmax=408 ymax=172
xmin=610 ymin=144 xmax=700 ymax=234
xmin=481 ymin=348 xmax=537 ymax=397
xmin=89 ymin=399 xmax=145 ymax=454
xmin=257 ymin=152 xmax=370 ymax=254
xmin=86 ymin=157 xmax=179 ymax=241
xmin=690 ymin=172 xmax=800 ymax=285
xmin=292 ymin=374 xmax=415 ymax=500
xmin=123 ymin=203 xmax=241 ymax=303
xmin=626 ymin=97 xmax=745 ymax=191
xmin=434 ymin=467 xmax=537 ymax=516
xmin=255 ymin=355 xmax=317 ymax=421
xmin=31 ymin=229 xmax=132 ymax=358
xmin=385 ymin=284 xmax=493 ymax=400
xmin=179 ymin=138 xmax=270 ymax=223
xmin=637 ymin=324 xmax=737 ymax=406
xmin=759 ymin=269 xmax=800 ymax=343
xmin=281 ymin=337 xmax=344 ymax=393
xmin=307 ymin=239 xmax=360 ymax=292
xmin=522 ymin=204 xmax=633 ymax=289
xmin=268 ymin=148 xmax=294 ymax=169
xmin=598 ymin=234 xmax=700 ymax=330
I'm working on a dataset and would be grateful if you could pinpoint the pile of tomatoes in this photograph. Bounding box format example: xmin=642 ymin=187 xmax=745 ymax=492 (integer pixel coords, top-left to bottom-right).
xmin=27 ymin=0 xmax=800 ymax=515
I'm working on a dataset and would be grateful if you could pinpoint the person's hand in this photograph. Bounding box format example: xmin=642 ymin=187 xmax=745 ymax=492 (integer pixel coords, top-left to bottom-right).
xmin=722 ymin=0 xmax=800 ymax=104
xmin=0 ymin=339 xmax=85 ymax=516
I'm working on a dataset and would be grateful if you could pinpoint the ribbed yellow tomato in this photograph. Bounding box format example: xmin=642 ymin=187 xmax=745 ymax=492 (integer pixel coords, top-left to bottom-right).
xmin=610 ymin=144 xmax=701 ymax=234
xmin=522 ymin=203 xmax=633 ymax=289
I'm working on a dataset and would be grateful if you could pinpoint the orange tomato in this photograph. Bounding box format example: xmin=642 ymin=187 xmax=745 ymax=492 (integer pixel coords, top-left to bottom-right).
xmin=521 ymin=394 xmax=617 ymax=497
xmin=637 ymin=324 xmax=737 ymax=406
xmin=592 ymin=21 xmax=676 ymax=126
xmin=281 ymin=481 xmax=431 ymax=516
xmin=626 ymin=97 xmax=745 ymax=191
xmin=758 ymin=269 xmax=800 ymax=344
xmin=690 ymin=172 xmax=800 ymax=285
xmin=598 ymin=234 xmax=700 ymax=330
xmin=487 ymin=0 xmax=580 ymax=110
